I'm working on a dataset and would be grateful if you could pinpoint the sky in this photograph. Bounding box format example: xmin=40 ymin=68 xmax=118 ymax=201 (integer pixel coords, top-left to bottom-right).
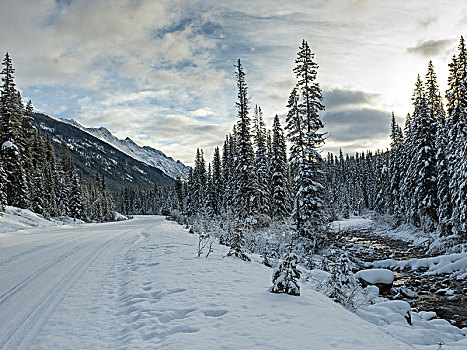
xmin=1 ymin=0 xmax=466 ymax=166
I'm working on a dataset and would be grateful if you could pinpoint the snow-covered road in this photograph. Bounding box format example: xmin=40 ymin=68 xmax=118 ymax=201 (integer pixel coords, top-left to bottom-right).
xmin=0 ymin=216 xmax=413 ymax=349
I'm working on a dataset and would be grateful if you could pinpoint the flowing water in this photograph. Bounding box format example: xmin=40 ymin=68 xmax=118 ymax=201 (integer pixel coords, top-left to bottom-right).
xmin=329 ymin=228 xmax=466 ymax=328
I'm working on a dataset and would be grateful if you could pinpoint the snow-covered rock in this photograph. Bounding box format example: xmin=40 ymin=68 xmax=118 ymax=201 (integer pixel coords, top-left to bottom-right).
xmin=367 ymin=300 xmax=412 ymax=324
xmin=355 ymin=269 xmax=394 ymax=288
xmin=369 ymin=253 xmax=467 ymax=280
xmin=400 ymin=286 xmax=418 ymax=299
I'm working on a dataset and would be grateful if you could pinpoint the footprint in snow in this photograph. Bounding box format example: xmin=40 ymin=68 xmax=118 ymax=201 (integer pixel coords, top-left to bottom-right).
xmin=203 ymin=309 xmax=228 ymax=317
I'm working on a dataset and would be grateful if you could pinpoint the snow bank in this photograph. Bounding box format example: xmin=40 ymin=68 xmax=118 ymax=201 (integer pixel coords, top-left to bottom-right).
xmin=0 ymin=206 xmax=86 ymax=236
xmin=331 ymin=217 xmax=373 ymax=232
xmin=358 ymin=301 xmax=467 ymax=347
xmin=0 ymin=206 xmax=59 ymax=234
xmin=368 ymin=252 xmax=467 ymax=279
xmin=356 ymin=269 xmax=394 ymax=285
xmin=113 ymin=211 xmax=128 ymax=221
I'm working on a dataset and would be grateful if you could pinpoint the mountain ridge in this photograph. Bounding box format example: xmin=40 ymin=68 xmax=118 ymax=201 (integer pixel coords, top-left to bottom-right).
xmin=58 ymin=117 xmax=189 ymax=181
xmin=31 ymin=112 xmax=176 ymax=192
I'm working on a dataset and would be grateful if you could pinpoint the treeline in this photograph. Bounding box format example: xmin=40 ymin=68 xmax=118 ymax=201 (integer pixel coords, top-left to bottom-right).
xmin=319 ymin=37 xmax=467 ymax=240
xmin=0 ymin=53 xmax=115 ymax=222
xmin=159 ymin=38 xmax=467 ymax=245
xmin=372 ymin=37 xmax=467 ymax=238
xmin=128 ymin=39 xmax=328 ymax=268
xmin=114 ymin=180 xmax=183 ymax=217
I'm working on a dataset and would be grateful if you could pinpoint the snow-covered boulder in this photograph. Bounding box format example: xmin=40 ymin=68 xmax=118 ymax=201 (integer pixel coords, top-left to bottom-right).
xmin=368 ymin=300 xmax=412 ymax=325
xmin=114 ymin=211 xmax=128 ymax=221
xmin=355 ymin=269 xmax=394 ymax=290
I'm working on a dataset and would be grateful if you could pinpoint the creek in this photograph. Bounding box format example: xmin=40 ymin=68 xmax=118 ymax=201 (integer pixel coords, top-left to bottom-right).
xmin=329 ymin=228 xmax=466 ymax=328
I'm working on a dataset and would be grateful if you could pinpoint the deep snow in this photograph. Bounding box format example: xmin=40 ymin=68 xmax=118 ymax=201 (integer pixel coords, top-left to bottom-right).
xmin=0 ymin=214 xmax=413 ymax=350
xmin=1 ymin=213 xmax=465 ymax=349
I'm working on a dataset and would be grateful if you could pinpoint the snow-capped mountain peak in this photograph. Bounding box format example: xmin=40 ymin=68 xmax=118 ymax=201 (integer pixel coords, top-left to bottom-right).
xmin=58 ymin=117 xmax=189 ymax=181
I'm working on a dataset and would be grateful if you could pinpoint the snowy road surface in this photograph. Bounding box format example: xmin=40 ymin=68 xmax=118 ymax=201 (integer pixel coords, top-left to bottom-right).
xmin=0 ymin=216 xmax=413 ymax=349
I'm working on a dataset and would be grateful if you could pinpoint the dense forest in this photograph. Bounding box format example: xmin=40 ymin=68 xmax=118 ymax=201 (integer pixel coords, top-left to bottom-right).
xmin=2 ymin=37 xmax=467 ymax=269
xmin=113 ymin=37 xmax=467 ymax=296
xmin=0 ymin=53 xmax=115 ymax=222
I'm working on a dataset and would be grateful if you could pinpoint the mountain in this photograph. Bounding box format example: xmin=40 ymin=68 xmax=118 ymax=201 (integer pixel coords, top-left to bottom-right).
xmin=31 ymin=112 xmax=176 ymax=192
xmin=60 ymin=118 xmax=189 ymax=181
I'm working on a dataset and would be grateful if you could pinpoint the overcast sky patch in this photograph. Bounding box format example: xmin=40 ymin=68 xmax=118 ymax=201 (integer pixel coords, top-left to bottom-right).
xmin=1 ymin=0 xmax=466 ymax=165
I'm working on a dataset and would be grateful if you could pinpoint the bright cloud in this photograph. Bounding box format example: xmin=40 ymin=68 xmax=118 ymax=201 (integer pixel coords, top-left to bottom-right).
xmin=1 ymin=0 xmax=466 ymax=165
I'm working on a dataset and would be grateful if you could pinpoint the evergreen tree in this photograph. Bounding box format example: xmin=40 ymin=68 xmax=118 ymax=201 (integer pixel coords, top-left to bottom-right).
xmin=253 ymin=105 xmax=269 ymax=216
xmin=270 ymin=114 xmax=290 ymax=220
xmin=435 ymin=97 xmax=451 ymax=235
xmin=271 ymin=242 xmax=301 ymax=296
xmin=411 ymin=74 xmax=438 ymax=230
xmin=0 ymin=52 xmax=28 ymax=208
xmin=221 ymin=135 xmax=233 ymax=210
xmin=193 ymin=148 xmax=206 ymax=213
xmin=0 ymin=163 xmax=6 ymax=213
xmin=388 ymin=112 xmax=403 ymax=221
xmin=445 ymin=37 xmax=467 ymax=237
xmin=285 ymin=40 xmax=326 ymax=238
xmin=400 ymin=113 xmax=414 ymax=219
xmin=226 ymin=220 xmax=251 ymax=261
xmin=234 ymin=59 xmax=256 ymax=217
xmin=211 ymin=147 xmax=222 ymax=215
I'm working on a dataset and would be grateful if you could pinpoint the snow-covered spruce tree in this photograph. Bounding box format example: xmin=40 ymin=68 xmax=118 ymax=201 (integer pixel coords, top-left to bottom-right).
xmin=373 ymin=150 xmax=390 ymax=215
xmin=100 ymin=174 xmax=115 ymax=221
xmin=270 ymin=240 xmax=301 ymax=296
xmin=69 ymin=171 xmax=84 ymax=220
xmin=445 ymin=37 xmax=467 ymax=237
xmin=285 ymin=40 xmax=326 ymax=239
xmin=253 ymin=105 xmax=269 ymax=217
xmin=211 ymin=147 xmax=223 ymax=215
xmin=193 ymin=148 xmax=207 ymax=214
xmin=410 ymin=74 xmax=438 ymax=231
xmin=388 ymin=112 xmax=404 ymax=222
xmin=174 ymin=176 xmax=184 ymax=212
xmin=234 ymin=59 xmax=256 ymax=217
xmin=399 ymin=113 xmax=414 ymax=219
xmin=434 ymin=95 xmax=451 ymax=235
xmin=423 ymin=62 xmax=450 ymax=235
xmin=203 ymin=163 xmax=215 ymax=218
xmin=265 ymin=130 xmax=274 ymax=217
xmin=221 ymin=134 xmax=234 ymax=211
xmin=322 ymin=252 xmax=359 ymax=310
xmin=226 ymin=220 xmax=251 ymax=261
xmin=31 ymin=167 xmax=46 ymax=215
xmin=270 ymin=114 xmax=290 ymax=221
xmin=184 ymin=167 xmax=195 ymax=216
xmin=0 ymin=52 xmax=29 ymax=208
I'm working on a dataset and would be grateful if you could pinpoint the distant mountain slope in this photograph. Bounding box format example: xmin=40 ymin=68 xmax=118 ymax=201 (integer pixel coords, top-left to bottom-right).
xmin=31 ymin=112 xmax=175 ymax=192
xmin=60 ymin=118 xmax=189 ymax=181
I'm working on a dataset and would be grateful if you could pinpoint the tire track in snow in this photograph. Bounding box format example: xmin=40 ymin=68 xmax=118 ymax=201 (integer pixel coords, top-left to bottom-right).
xmin=0 ymin=232 xmax=91 ymax=272
xmin=0 ymin=228 xmax=134 ymax=350
xmin=0 ymin=240 xmax=89 ymax=305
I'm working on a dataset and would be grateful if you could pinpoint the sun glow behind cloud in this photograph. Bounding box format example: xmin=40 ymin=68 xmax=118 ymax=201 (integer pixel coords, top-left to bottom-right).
xmin=1 ymin=0 xmax=466 ymax=165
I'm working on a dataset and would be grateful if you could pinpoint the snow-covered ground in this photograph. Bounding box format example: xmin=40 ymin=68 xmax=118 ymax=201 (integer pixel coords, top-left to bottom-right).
xmin=0 ymin=214 xmax=413 ymax=349
xmin=1 ymin=213 xmax=465 ymax=349
xmin=0 ymin=206 xmax=82 ymax=235
xmin=331 ymin=216 xmax=373 ymax=232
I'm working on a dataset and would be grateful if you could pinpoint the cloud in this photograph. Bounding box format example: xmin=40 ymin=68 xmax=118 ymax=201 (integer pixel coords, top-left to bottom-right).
xmin=322 ymin=108 xmax=392 ymax=155
xmin=190 ymin=108 xmax=215 ymax=117
xmin=407 ymin=39 xmax=454 ymax=57
xmin=3 ymin=0 xmax=467 ymax=166
xmin=323 ymin=88 xmax=380 ymax=111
